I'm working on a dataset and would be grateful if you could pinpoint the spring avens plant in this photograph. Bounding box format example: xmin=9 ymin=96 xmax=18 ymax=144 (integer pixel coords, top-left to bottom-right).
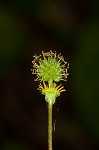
xmin=31 ymin=50 xmax=69 ymax=150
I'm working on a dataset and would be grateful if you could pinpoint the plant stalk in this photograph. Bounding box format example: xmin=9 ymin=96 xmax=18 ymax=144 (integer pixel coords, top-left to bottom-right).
xmin=48 ymin=101 xmax=53 ymax=150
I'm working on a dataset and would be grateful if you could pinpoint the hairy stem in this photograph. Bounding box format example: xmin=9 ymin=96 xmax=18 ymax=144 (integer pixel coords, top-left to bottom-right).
xmin=48 ymin=101 xmax=53 ymax=150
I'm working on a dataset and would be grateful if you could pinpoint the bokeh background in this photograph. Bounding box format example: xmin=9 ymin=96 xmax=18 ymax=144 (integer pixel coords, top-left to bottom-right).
xmin=0 ymin=0 xmax=99 ymax=150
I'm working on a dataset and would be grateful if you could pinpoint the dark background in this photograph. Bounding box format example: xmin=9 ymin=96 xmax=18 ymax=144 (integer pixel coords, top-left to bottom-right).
xmin=0 ymin=0 xmax=99 ymax=150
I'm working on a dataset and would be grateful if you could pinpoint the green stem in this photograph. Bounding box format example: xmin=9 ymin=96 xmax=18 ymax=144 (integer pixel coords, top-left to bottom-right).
xmin=48 ymin=101 xmax=53 ymax=150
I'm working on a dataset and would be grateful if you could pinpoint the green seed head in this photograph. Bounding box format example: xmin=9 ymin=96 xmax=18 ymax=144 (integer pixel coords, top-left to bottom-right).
xmin=32 ymin=50 xmax=69 ymax=83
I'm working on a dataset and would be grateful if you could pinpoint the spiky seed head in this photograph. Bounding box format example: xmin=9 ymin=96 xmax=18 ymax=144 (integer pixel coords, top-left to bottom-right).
xmin=32 ymin=50 xmax=69 ymax=83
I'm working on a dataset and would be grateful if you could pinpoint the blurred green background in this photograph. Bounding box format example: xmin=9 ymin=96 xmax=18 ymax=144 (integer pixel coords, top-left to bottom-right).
xmin=0 ymin=0 xmax=99 ymax=150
